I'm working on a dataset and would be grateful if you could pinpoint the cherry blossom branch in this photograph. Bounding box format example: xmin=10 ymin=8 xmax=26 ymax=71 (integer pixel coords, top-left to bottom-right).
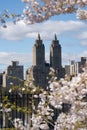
xmin=0 ymin=0 xmax=87 ymax=27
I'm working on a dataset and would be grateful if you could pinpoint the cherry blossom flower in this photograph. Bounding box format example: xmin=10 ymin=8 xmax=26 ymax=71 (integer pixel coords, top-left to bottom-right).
xmin=0 ymin=0 xmax=87 ymax=27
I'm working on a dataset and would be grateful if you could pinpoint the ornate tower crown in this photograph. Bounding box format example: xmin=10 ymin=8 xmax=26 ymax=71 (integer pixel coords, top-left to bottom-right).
xmin=33 ymin=34 xmax=45 ymax=66
xmin=51 ymin=34 xmax=59 ymax=45
xmin=35 ymin=33 xmax=42 ymax=45
xmin=50 ymin=34 xmax=62 ymax=69
xmin=54 ymin=34 xmax=57 ymax=41
xmin=38 ymin=33 xmax=41 ymax=40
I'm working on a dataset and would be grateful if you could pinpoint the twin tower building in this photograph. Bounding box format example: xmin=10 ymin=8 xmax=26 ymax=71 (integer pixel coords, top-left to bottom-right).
xmin=26 ymin=34 xmax=65 ymax=89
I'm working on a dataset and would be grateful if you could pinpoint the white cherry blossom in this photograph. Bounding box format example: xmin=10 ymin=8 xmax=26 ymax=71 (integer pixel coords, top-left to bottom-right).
xmin=0 ymin=0 xmax=87 ymax=27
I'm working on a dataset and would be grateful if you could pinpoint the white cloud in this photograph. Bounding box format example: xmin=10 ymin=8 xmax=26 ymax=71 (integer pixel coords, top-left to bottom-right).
xmin=0 ymin=20 xmax=85 ymax=40
xmin=79 ymin=51 xmax=87 ymax=57
xmin=0 ymin=52 xmax=32 ymax=66
xmin=78 ymin=32 xmax=87 ymax=40
xmin=80 ymin=40 xmax=87 ymax=46
xmin=62 ymin=50 xmax=87 ymax=66
xmin=62 ymin=53 xmax=79 ymax=65
xmin=0 ymin=50 xmax=87 ymax=73
xmin=0 ymin=52 xmax=33 ymax=76
xmin=0 ymin=51 xmax=79 ymax=71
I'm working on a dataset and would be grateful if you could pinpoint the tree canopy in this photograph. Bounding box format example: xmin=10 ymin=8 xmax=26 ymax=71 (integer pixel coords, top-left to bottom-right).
xmin=0 ymin=0 xmax=87 ymax=27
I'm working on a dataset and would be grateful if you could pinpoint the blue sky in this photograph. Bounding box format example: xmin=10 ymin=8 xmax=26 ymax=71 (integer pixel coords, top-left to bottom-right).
xmin=0 ymin=0 xmax=87 ymax=72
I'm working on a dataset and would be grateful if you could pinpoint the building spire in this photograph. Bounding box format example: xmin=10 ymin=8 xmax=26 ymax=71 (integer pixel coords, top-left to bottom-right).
xmin=38 ymin=33 xmax=41 ymax=40
xmin=54 ymin=34 xmax=57 ymax=41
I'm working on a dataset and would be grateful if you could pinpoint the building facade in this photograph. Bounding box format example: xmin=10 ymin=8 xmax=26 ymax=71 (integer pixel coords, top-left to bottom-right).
xmin=2 ymin=61 xmax=24 ymax=88
xmin=65 ymin=57 xmax=87 ymax=76
xmin=50 ymin=34 xmax=65 ymax=80
xmin=26 ymin=34 xmax=65 ymax=89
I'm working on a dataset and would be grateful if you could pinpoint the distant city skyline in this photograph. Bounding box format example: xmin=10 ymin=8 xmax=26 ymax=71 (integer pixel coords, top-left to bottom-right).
xmin=0 ymin=1 xmax=87 ymax=72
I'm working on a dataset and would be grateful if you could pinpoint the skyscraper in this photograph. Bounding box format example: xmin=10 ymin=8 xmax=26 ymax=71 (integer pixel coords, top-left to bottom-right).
xmin=33 ymin=34 xmax=45 ymax=66
xmin=26 ymin=34 xmax=50 ymax=89
xmin=26 ymin=34 xmax=65 ymax=88
xmin=50 ymin=34 xmax=61 ymax=69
